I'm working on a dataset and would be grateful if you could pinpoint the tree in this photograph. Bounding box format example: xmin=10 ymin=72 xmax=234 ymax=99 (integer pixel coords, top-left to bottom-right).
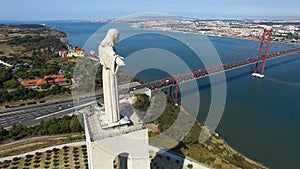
xmin=50 ymin=84 xmax=62 ymax=95
xmin=187 ymin=164 xmax=193 ymax=169
xmin=8 ymin=124 xmax=28 ymax=140
xmin=70 ymin=116 xmax=82 ymax=132
xmin=131 ymin=77 xmax=144 ymax=84
xmin=48 ymin=124 xmax=60 ymax=134
xmin=32 ymin=56 xmax=45 ymax=69
xmin=133 ymin=93 xmax=150 ymax=112
xmin=3 ymin=79 xmax=18 ymax=89
xmin=9 ymin=87 xmax=36 ymax=101
xmin=59 ymin=121 xmax=71 ymax=133
xmin=16 ymin=68 xmax=29 ymax=79
xmin=0 ymin=90 xmax=10 ymax=103
xmin=29 ymin=70 xmax=41 ymax=78
xmin=41 ymin=83 xmax=51 ymax=89
xmin=37 ymin=120 xmax=50 ymax=135
xmin=44 ymin=64 xmax=60 ymax=76
xmin=0 ymin=127 xmax=9 ymax=141
xmin=0 ymin=69 xmax=12 ymax=85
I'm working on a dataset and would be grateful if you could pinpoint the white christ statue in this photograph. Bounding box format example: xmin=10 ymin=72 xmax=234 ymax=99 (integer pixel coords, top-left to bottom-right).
xmin=98 ymin=28 xmax=125 ymax=124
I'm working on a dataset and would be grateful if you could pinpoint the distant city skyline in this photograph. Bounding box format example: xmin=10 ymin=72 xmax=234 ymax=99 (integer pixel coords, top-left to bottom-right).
xmin=1 ymin=0 xmax=300 ymax=21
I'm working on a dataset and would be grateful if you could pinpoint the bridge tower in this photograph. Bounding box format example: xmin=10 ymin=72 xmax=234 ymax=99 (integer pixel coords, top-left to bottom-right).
xmin=169 ymin=79 xmax=179 ymax=106
xmin=252 ymin=28 xmax=273 ymax=78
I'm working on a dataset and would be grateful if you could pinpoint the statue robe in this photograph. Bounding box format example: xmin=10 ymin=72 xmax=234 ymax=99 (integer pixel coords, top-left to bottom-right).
xmin=99 ymin=45 xmax=120 ymax=123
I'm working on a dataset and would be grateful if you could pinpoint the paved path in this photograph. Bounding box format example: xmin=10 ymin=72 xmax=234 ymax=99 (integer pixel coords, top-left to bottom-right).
xmin=0 ymin=141 xmax=86 ymax=162
xmin=0 ymin=133 xmax=77 ymax=148
xmin=149 ymin=145 xmax=210 ymax=169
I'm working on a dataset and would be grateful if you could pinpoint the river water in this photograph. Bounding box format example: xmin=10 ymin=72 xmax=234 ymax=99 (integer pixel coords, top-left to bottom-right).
xmin=29 ymin=21 xmax=300 ymax=169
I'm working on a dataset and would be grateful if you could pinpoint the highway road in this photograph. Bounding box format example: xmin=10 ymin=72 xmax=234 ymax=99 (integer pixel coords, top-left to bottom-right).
xmin=0 ymin=95 xmax=103 ymax=128
xmin=0 ymin=81 xmax=156 ymax=129
xmin=0 ymin=83 xmax=140 ymax=129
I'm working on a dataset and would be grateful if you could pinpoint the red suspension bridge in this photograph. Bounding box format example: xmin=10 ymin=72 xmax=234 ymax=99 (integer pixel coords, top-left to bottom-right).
xmin=130 ymin=29 xmax=300 ymax=103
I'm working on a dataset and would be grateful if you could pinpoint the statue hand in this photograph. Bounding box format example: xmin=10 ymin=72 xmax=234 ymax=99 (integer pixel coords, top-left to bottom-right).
xmin=116 ymin=57 xmax=126 ymax=66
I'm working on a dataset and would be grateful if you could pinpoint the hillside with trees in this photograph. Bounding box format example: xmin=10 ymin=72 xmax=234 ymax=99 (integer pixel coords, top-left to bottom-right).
xmin=0 ymin=115 xmax=83 ymax=142
xmin=0 ymin=24 xmax=76 ymax=105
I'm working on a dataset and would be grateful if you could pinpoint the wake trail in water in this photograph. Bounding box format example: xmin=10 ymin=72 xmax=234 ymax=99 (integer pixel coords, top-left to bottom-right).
xmin=266 ymin=77 xmax=300 ymax=88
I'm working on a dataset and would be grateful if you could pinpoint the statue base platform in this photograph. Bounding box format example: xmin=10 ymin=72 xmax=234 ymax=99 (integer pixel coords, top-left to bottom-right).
xmin=83 ymin=101 xmax=150 ymax=169
xmin=96 ymin=108 xmax=131 ymax=129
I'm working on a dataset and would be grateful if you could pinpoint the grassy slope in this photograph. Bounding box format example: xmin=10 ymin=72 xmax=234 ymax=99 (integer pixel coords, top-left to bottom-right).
xmin=146 ymin=92 xmax=267 ymax=169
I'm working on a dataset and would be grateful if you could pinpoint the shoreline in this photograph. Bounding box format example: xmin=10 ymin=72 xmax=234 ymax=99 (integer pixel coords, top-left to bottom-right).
xmin=131 ymin=24 xmax=300 ymax=46
xmin=0 ymin=22 xmax=290 ymax=168
xmin=179 ymin=106 xmax=268 ymax=169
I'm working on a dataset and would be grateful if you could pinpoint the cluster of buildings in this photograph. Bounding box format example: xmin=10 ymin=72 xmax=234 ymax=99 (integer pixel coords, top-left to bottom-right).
xmin=0 ymin=55 xmax=68 ymax=88
xmin=132 ymin=19 xmax=300 ymax=43
xmin=58 ymin=46 xmax=84 ymax=57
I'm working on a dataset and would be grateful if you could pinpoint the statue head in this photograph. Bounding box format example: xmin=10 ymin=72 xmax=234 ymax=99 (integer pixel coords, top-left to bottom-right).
xmin=100 ymin=28 xmax=120 ymax=47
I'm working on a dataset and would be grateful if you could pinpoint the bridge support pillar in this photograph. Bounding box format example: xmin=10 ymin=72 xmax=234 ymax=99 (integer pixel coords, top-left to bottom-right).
xmin=252 ymin=28 xmax=273 ymax=78
xmin=169 ymin=81 xmax=179 ymax=106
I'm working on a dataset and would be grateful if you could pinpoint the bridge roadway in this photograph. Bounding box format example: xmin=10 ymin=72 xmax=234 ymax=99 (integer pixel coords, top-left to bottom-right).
xmin=0 ymin=95 xmax=102 ymax=128
xmin=134 ymin=48 xmax=300 ymax=91
xmin=1 ymin=48 xmax=299 ymax=128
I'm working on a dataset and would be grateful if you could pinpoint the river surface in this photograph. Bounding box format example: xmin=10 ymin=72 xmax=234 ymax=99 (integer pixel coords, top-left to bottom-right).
xmin=8 ymin=20 xmax=300 ymax=169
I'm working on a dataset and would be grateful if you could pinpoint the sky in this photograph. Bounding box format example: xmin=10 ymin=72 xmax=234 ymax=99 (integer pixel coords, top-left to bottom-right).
xmin=1 ymin=0 xmax=300 ymax=20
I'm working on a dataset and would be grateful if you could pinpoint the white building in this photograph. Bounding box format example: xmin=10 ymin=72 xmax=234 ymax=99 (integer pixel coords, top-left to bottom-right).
xmin=84 ymin=86 xmax=150 ymax=169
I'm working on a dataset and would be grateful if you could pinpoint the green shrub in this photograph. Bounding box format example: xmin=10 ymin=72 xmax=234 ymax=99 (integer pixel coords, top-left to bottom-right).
xmin=187 ymin=164 xmax=193 ymax=169
xmin=133 ymin=93 xmax=150 ymax=112
xmin=25 ymin=154 xmax=34 ymax=159
xmin=12 ymin=157 xmax=21 ymax=161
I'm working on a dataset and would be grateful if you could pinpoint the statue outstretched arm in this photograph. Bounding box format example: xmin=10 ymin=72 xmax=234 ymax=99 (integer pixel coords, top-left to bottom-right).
xmin=109 ymin=47 xmax=125 ymax=66
xmin=115 ymin=56 xmax=125 ymax=66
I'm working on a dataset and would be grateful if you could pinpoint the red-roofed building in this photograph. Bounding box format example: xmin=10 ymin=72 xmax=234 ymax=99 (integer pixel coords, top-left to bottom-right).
xmin=59 ymin=46 xmax=84 ymax=58
xmin=59 ymin=50 xmax=68 ymax=57
xmin=20 ymin=75 xmax=68 ymax=87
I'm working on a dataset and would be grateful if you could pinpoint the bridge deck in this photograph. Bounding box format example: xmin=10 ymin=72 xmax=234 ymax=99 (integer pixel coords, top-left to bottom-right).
xmin=131 ymin=48 xmax=300 ymax=91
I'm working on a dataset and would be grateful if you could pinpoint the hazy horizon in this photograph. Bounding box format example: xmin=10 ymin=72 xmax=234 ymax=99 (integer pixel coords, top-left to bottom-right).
xmin=1 ymin=17 xmax=300 ymax=22
xmin=1 ymin=0 xmax=299 ymax=21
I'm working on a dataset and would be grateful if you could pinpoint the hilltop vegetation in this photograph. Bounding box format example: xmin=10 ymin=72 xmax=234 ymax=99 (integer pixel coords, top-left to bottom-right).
xmin=0 ymin=24 xmax=75 ymax=105
xmin=133 ymin=93 xmax=150 ymax=112
xmin=147 ymin=94 xmax=267 ymax=169
xmin=0 ymin=115 xmax=83 ymax=143
xmin=0 ymin=24 xmax=67 ymax=55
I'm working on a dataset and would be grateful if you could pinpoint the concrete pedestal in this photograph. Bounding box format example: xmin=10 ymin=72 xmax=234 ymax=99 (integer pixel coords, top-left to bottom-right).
xmin=84 ymin=113 xmax=150 ymax=169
